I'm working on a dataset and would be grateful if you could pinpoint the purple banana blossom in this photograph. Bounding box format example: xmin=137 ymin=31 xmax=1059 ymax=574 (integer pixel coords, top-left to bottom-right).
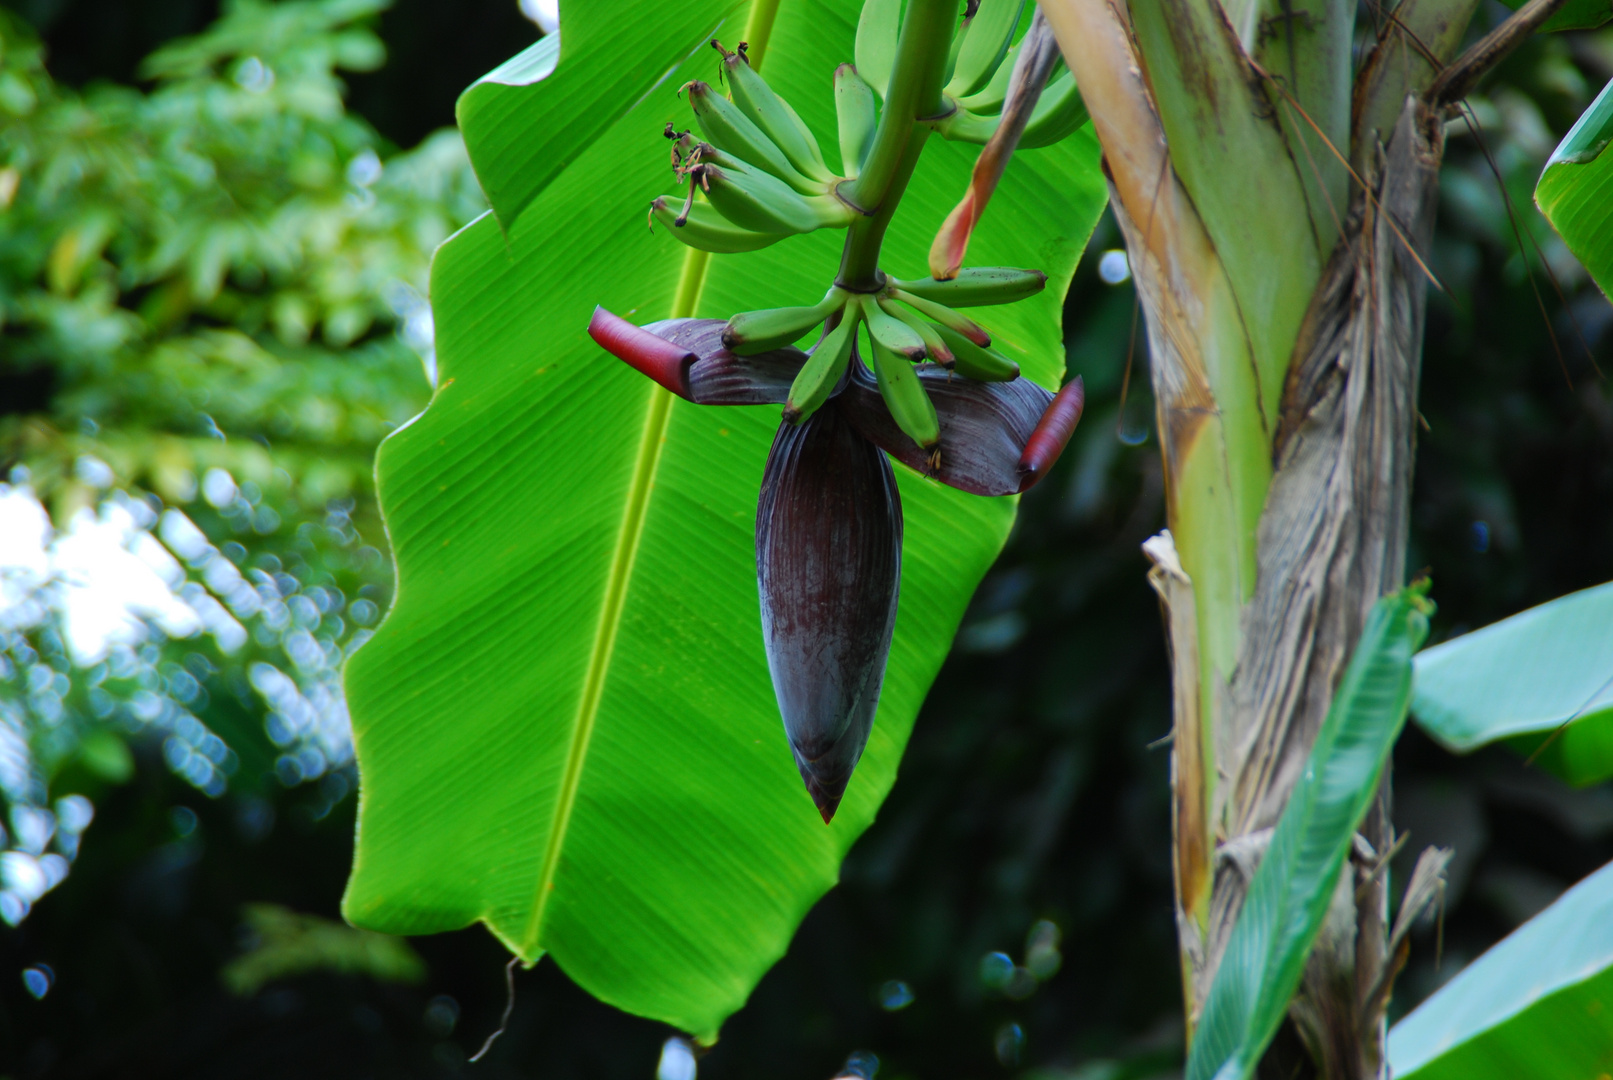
xmin=588 ymin=307 xmax=1083 ymax=821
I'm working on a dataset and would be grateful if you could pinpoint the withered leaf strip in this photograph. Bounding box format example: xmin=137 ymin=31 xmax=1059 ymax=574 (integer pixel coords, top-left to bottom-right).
xmin=756 ymin=400 xmax=902 ymax=823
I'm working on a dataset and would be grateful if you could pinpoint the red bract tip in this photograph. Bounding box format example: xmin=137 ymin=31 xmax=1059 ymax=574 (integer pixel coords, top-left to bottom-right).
xmin=1017 ymin=376 xmax=1085 ymax=492
xmin=588 ymin=306 xmax=696 ymax=399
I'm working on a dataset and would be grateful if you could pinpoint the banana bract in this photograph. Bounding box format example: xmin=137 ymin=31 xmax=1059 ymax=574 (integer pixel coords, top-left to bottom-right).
xmin=757 ymin=402 xmax=901 ymax=822
xmin=587 ymin=308 xmax=1084 ymax=818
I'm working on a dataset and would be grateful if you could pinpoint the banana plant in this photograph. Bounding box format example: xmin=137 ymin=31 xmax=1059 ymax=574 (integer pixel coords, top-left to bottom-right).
xmin=342 ymin=0 xmax=1104 ymax=1041
xmin=344 ymin=0 xmax=1613 ymax=1070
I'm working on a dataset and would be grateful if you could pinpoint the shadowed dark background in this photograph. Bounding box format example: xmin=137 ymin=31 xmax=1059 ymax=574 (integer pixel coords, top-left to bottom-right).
xmin=1 ymin=2 xmax=1611 ymax=1077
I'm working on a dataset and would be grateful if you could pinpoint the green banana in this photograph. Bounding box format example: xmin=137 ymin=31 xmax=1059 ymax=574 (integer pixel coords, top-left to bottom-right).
xmin=1018 ymin=72 xmax=1090 ymax=149
xmin=861 ymin=294 xmax=928 ymax=361
xmin=956 ymin=39 xmax=1017 ymax=113
xmin=888 ymin=287 xmax=992 ymax=345
xmin=877 ymin=298 xmax=955 ymax=367
xmin=834 ymin=64 xmax=878 ymax=178
xmin=649 ymin=197 xmax=786 ymax=253
xmin=684 ymin=81 xmax=821 ymax=195
xmin=871 ymin=336 xmax=940 ymax=449
xmin=946 ymin=0 xmax=1025 ymax=99
xmin=933 ymin=107 xmax=999 ymax=144
xmin=725 ymin=287 xmax=846 ymax=354
xmin=931 ymin=321 xmax=1020 ymax=382
xmin=703 ymin=163 xmax=853 ymax=235
xmin=942 ymin=9 xmax=970 ymax=89
xmin=854 ymin=0 xmax=900 ymax=99
xmin=889 ymin=267 xmax=1047 ymax=306
xmin=783 ymin=303 xmax=860 ymax=424
xmin=720 ymin=45 xmax=834 ymax=184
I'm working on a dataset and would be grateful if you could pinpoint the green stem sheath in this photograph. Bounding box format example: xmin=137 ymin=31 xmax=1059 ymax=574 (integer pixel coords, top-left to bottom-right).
xmin=837 ymin=126 xmax=931 ymax=289
xmin=835 ymin=0 xmax=956 ymax=289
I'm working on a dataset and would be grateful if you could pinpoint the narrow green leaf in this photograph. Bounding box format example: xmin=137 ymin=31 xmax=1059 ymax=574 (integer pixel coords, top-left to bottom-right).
xmin=1411 ymin=581 xmax=1613 ymax=786
xmin=1186 ymin=585 xmax=1433 ymax=1080
xmin=1536 ymin=77 xmax=1613 ymax=299
xmin=1388 ymin=857 xmax=1613 ymax=1080
xmin=343 ymin=0 xmax=1106 ymax=1042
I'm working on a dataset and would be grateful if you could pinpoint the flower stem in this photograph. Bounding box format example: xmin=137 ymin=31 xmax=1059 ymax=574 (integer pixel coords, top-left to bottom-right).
xmin=834 ymin=0 xmax=957 ymax=288
xmin=836 ymin=126 xmax=930 ymax=290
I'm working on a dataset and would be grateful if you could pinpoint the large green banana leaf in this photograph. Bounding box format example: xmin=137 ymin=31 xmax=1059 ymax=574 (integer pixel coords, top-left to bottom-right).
xmin=339 ymin=0 xmax=1106 ymax=1041
xmin=1186 ymin=587 xmax=1432 ymax=1080
xmin=1411 ymin=581 xmax=1613 ymax=786
xmin=1536 ymin=77 xmax=1613 ymax=297
xmin=1388 ymin=857 xmax=1613 ymax=1080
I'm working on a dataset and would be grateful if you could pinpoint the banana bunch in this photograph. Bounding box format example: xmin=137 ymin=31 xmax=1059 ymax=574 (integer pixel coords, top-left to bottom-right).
xmin=856 ymin=0 xmax=1087 ymax=147
xmin=722 ymin=266 xmax=1046 ymax=453
xmin=650 ymin=41 xmax=877 ymax=254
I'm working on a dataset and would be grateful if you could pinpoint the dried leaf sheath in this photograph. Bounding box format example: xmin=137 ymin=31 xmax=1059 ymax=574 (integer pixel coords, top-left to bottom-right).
xmin=756 ymin=401 xmax=903 ymax=823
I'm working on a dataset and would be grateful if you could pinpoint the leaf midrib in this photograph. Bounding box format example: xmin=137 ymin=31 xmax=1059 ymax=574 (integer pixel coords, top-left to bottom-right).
xmin=520 ymin=248 xmax=714 ymax=953
xmin=517 ymin=0 xmax=794 ymax=953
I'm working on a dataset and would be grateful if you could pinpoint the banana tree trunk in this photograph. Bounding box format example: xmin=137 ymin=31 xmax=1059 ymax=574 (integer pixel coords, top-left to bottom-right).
xmin=1129 ymin=93 xmax=1440 ymax=1080
xmin=1037 ymin=0 xmax=1563 ymax=1074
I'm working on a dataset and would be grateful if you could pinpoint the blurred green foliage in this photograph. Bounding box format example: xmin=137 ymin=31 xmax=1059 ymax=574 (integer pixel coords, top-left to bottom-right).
xmin=0 ymin=0 xmax=483 ymax=926
xmin=223 ymin=902 xmax=424 ymax=995
xmin=0 ymin=0 xmax=483 ymax=522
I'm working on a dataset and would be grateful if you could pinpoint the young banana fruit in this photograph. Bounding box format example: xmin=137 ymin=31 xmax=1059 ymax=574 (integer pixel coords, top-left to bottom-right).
xmin=725 ymin=287 xmax=846 ymax=354
xmin=857 ymin=0 xmax=1091 ymax=150
xmin=649 ymin=42 xmax=898 ymax=255
xmin=720 ymin=260 xmax=1040 ymax=434
xmin=717 ymin=42 xmax=835 ymax=185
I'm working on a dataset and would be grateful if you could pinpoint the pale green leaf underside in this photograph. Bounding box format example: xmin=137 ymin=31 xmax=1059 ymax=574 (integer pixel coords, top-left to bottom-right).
xmin=342 ymin=0 xmax=1106 ymax=1041
xmin=1388 ymin=857 xmax=1613 ymax=1080
xmin=1412 ymin=581 xmax=1613 ymax=786
xmin=1536 ymin=76 xmax=1613 ymax=300
xmin=1186 ymin=588 xmax=1430 ymax=1080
